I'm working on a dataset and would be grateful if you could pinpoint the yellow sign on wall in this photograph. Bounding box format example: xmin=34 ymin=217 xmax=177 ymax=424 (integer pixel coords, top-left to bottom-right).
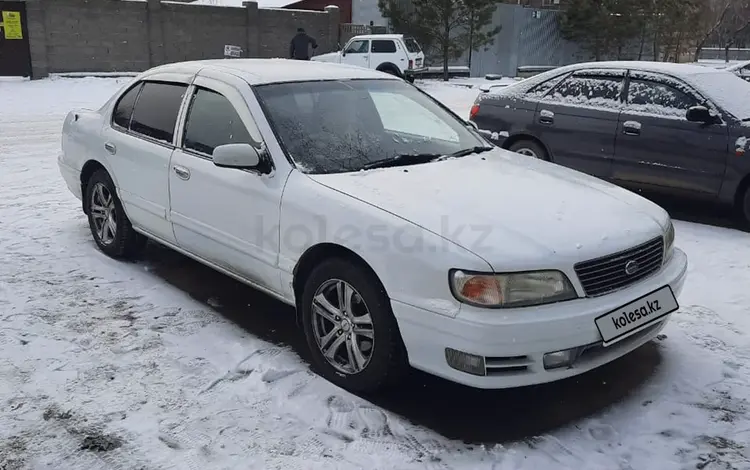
xmin=1 ymin=11 xmax=23 ymax=40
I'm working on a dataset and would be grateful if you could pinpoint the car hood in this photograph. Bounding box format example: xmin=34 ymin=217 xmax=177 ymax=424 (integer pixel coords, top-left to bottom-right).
xmin=306 ymin=149 xmax=668 ymax=271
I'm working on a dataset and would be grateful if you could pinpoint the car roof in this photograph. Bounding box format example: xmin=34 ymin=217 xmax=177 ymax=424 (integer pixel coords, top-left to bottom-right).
xmin=351 ymin=34 xmax=404 ymax=40
xmin=557 ymin=60 xmax=719 ymax=77
xmin=141 ymin=58 xmax=401 ymax=85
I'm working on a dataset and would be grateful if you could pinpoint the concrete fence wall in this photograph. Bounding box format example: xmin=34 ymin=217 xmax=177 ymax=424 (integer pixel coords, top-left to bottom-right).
xmin=21 ymin=0 xmax=340 ymax=78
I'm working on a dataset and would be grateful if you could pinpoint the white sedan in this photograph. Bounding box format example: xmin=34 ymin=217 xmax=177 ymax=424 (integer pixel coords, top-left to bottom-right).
xmin=58 ymin=59 xmax=688 ymax=392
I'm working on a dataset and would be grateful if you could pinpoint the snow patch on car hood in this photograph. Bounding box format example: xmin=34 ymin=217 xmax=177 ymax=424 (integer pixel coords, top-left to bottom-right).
xmin=308 ymin=149 xmax=669 ymax=270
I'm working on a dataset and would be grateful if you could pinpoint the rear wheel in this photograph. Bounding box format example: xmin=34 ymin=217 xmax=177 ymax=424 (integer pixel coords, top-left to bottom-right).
xmin=509 ymin=139 xmax=549 ymax=161
xmin=738 ymin=185 xmax=750 ymax=229
xmin=300 ymin=258 xmax=407 ymax=393
xmin=85 ymin=169 xmax=147 ymax=259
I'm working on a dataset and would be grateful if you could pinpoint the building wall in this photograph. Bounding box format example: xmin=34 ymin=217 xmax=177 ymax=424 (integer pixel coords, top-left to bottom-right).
xmin=22 ymin=0 xmax=340 ymax=78
xmin=284 ymin=0 xmax=351 ymax=23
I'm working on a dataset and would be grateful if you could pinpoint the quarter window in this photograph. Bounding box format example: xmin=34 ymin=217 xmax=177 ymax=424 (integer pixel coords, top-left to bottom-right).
xmin=183 ymin=88 xmax=252 ymax=156
xmin=112 ymin=83 xmax=142 ymax=129
xmin=544 ymin=75 xmax=623 ymax=109
xmin=129 ymin=81 xmax=188 ymax=144
xmin=626 ymin=79 xmax=700 ymax=117
xmin=371 ymin=40 xmax=397 ymax=53
xmin=345 ymin=40 xmax=369 ymax=54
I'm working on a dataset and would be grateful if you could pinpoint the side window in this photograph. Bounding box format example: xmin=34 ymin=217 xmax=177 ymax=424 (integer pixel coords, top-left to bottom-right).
xmin=371 ymin=40 xmax=396 ymax=53
xmin=626 ymin=79 xmax=699 ymax=117
xmin=345 ymin=40 xmax=369 ymax=54
xmin=544 ymin=75 xmax=623 ymax=109
xmin=129 ymin=81 xmax=188 ymax=144
xmin=183 ymin=87 xmax=252 ymax=157
xmin=112 ymin=83 xmax=142 ymax=129
xmin=527 ymin=73 xmax=568 ymax=98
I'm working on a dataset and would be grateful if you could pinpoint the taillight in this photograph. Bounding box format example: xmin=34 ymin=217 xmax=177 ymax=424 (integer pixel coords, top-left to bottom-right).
xmin=408 ymin=59 xmax=413 ymax=69
xmin=470 ymin=103 xmax=480 ymax=120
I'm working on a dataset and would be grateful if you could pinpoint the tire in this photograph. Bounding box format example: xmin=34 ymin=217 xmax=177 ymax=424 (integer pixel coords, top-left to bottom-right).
xmin=509 ymin=139 xmax=549 ymax=161
xmin=300 ymin=258 xmax=407 ymax=393
xmin=738 ymin=185 xmax=750 ymax=229
xmin=378 ymin=66 xmax=400 ymax=78
xmin=84 ymin=169 xmax=147 ymax=259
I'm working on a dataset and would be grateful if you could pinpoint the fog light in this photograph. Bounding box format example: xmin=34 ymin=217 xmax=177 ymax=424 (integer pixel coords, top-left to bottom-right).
xmin=445 ymin=348 xmax=486 ymax=376
xmin=543 ymin=348 xmax=578 ymax=370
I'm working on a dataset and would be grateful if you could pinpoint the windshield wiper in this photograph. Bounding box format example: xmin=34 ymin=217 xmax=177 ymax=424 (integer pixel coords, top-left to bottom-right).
xmin=362 ymin=153 xmax=441 ymax=170
xmin=362 ymin=146 xmax=494 ymax=171
xmin=437 ymin=146 xmax=494 ymax=161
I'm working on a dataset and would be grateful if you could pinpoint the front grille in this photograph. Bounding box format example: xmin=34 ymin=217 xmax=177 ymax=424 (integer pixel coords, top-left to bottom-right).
xmin=574 ymin=236 xmax=664 ymax=297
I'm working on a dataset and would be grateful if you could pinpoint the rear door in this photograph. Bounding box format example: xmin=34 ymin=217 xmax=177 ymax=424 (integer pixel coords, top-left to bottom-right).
xmin=612 ymin=71 xmax=728 ymax=195
xmin=530 ymin=69 xmax=626 ymax=179
xmin=340 ymin=39 xmax=370 ymax=69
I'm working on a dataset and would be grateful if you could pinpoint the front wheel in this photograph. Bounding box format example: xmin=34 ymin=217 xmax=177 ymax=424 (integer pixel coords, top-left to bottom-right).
xmin=300 ymin=258 xmax=407 ymax=393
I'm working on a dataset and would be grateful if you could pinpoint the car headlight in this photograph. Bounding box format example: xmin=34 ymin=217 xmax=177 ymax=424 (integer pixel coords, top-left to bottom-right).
xmin=449 ymin=269 xmax=577 ymax=308
xmin=664 ymin=219 xmax=675 ymax=262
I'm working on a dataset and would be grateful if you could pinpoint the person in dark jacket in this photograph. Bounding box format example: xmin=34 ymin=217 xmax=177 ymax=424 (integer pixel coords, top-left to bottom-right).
xmin=290 ymin=27 xmax=318 ymax=60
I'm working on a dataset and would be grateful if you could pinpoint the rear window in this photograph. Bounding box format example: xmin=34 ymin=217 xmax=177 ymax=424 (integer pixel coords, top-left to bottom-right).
xmin=404 ymin=37 xmax=421 ymax=53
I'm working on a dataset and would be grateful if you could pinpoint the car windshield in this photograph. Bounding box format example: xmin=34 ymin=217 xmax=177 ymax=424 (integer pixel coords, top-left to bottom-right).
xmin=688 ymin=71 xmax=750 ymax=120
xmin=254 ymin=79 xmax=486 ymax=174
xmin=404 ymin=37 xmax=421 ymax=53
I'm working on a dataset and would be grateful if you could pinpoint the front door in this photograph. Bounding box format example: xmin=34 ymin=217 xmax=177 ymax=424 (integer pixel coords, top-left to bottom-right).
xmin=341 ymin=39 xmax=370 ymax=69
xmin=612 ymin=71 xmax=728 ymax=196
xmin=168 ymin=72 xmax=286 ymax=293
xmin=530 ymin=69 xmax=626 ymax=179
xmin=0 ymin=1 xmax=31 ymax=77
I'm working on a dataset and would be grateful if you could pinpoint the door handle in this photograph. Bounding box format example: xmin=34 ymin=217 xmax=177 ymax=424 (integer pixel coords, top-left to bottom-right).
xmin=623 ymin=120 xmax=642 ymax=136
xmin=539 ymin=109 xmax=554 ymax=125
xmin=173 ymin=165 xmax=190 ymax=181
xmin=104 ymin=142 xmax=116 ymax=155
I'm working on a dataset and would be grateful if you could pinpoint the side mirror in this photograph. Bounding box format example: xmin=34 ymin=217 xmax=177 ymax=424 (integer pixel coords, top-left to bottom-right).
xmin=686 ymin=105 xmax=715 ymax=124
xmin=213 ymin=143 xmax=260 ymax=169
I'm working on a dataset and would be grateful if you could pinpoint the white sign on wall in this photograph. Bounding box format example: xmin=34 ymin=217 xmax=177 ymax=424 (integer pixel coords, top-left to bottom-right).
xmin=224 ymin=45 xmax=243 ymax=58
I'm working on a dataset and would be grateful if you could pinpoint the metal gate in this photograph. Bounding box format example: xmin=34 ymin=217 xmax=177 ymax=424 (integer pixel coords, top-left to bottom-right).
xmin=0 ymin=1 xmax=32 ymax=77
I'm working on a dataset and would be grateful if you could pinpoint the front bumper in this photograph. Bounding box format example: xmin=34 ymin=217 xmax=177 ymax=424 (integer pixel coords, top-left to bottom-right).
xmin=58 ymin=153 xmax=82 ymax=201
xmin=392 ymin=247 xmax=688 ymax=389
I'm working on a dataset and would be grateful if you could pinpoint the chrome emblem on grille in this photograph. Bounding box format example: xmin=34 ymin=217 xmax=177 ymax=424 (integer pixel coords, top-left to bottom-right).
xmin=624 ymin=260 xmax=640 ymax=276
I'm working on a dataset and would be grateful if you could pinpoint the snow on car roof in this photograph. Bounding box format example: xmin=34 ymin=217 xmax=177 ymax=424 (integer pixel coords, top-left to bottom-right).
xmin=561 ymin=60 xmax=720 ymax=76
xmin=143 ymin=59 xmax=401 ymax=85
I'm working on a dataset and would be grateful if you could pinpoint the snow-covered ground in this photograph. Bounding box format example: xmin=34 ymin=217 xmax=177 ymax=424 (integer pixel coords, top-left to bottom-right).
xmin=1 ymin=76 xmax=749 ymax=470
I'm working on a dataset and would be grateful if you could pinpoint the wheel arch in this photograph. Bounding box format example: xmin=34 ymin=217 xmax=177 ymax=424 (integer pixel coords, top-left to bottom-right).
xmin=292 ymin=243 xmax=390 ymax=325
xmin=732 ymin=172 xmax=750 ymax=212
xmin=375 ymin=62 xmax=402 ymax=76
xmin=502 ymin=133 xmax=552 ymax=161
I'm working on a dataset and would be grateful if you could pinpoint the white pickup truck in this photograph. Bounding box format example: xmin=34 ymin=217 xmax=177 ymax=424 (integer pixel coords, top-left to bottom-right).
xmin=312 ymin=34 xmax=426 ymax=82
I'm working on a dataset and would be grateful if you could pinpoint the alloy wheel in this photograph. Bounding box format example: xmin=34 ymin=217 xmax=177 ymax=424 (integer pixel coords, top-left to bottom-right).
xmin=90 ymin=182 xmax=117 ymax=245
xmin=516 ymin=147 xmax=539 ymax=158
xmin=311 ymin=279 xmax=375 ymax=375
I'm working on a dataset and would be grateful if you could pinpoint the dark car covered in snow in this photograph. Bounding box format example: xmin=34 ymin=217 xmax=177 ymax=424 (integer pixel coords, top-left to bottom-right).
xmin=469 ymin=61 xmax=750 ymax=226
